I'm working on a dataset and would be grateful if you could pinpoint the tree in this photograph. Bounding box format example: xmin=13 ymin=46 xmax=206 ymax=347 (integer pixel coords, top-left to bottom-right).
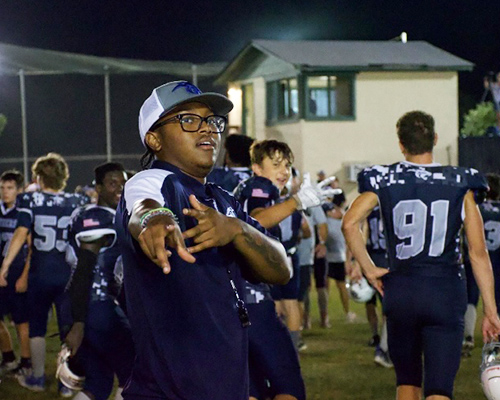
xmin=460 ymin=102 xmax=497 ymax=137
xmin=0 ymin=114 xmax=6 ymax=136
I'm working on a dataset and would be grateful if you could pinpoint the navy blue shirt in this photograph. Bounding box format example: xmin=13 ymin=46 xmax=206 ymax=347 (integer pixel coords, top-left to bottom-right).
xmin=0 ymin=201 xmax=28 ymax=285
xmin=207 ymin=166 xmax=252 ymax=192
xmin=16 ymin=191 xmax=87 ymax=284
xmin=115 ymin=161 xmax=266 ymax=400
xmin=358 ymin=162 xmax=488 ymax=275
xmin=67 ymin=205 xmax=122 ymax=303
xmin=480 ymin=200 xmax=500 ymax=304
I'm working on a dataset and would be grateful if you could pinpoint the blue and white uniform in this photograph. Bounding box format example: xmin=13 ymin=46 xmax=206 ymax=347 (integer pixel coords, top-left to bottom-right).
xmin=0 ymin=201 xmax=29 ymax=323
xmin=66 ymin=205 xmax=134 ymax=400
xmin=16 ymin=191 xmax=87 ymax=337
xmin=234 ymin=175 xmax=306 ymax=400
xmin=480 ymin=200 xmax=500 ymax=307
xmin=207 ymin=166 xmax=252 ymax=192
xmin=358 ymin=161 xmax=487 ymax=399
xmin=115 ymin=160 xmax=266 ymax=400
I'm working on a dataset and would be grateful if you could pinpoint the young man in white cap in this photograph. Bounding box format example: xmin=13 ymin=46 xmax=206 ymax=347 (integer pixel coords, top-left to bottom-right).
xmin=115 ymin=81 xmax=290 ymax=400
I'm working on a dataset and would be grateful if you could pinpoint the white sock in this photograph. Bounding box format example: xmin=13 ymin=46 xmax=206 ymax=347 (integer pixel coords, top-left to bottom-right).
xmin=114 ymin=387 xmax=124 ymax=400
xmin=380 ymin=319 xmax=389 ymax=353
xmin=464 ymin=304 xmax=477 ymax=339
xmin=73 ymin=392 xmax=92 ymax=400
xmin=30 ymin=337 xmax=46 ymax=378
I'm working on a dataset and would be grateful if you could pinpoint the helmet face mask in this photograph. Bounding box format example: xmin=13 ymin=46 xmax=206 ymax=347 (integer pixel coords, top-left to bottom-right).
xmin=346 ymin=277 xmax=376 ymax=303
xmin=481 ymin=342 xmax=500 ymax=400
xmin=56 ymin=345 xmax=85 ymax=391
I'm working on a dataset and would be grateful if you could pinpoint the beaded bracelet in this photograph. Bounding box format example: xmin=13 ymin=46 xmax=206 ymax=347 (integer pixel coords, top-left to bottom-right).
xmin=140 ymin=207 xmax=178 ymax=229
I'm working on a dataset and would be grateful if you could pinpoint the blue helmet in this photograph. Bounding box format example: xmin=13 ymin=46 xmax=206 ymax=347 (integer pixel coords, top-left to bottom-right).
xmin=71 ymin=206 xmax=116 ymax=247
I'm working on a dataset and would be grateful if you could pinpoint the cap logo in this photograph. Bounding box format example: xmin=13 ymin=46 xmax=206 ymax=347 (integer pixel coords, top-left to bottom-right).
xmin=172 ymin=82 xmax=202 ymax=95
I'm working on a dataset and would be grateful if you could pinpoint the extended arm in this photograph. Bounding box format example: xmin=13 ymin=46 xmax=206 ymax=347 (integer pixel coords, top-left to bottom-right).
xmin=129 ymin=199 xmax=196 ymax=274
xmin=342 ymin=192 xmax=389 ymax=293
xmin=183 ymin=195 xmax=290 ymax=284
xmin=250 ymin=197 xmax=299 ymax=229
xmin=463 ymin=190 xmax=500 ymax=342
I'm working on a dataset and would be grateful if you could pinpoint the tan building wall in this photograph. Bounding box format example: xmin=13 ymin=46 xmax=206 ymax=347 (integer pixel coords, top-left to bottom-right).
xmin=227 ymin=71 xmax=459 ymax=195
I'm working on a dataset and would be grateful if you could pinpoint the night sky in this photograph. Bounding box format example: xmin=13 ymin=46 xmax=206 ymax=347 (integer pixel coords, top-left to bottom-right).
xmin=1 ymin=0 xmax=500 ymax=186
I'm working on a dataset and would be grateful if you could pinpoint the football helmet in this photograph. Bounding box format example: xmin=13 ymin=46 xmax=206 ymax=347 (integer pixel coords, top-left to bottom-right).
xmin=481 ymin=342 xmax=500 ymax=400
xmin=56 ymin=345 xmax=85 ymax=391
xmin=346 ymin=277 xmax=376 ymax=303
xmin=71 ymin=206 xmax=116 ymax=247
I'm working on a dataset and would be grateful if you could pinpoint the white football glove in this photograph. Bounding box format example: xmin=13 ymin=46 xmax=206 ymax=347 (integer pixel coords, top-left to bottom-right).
xmin=293 ymin=173 xmax=342 ymax=210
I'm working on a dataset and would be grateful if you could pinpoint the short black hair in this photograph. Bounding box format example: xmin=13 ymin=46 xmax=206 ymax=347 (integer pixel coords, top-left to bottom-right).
xmin=486 ymin=173 xmax=500 ymax=200
xmin=396 ymin=111 xmax=436 ymax=155
xmin=94 ymin=162 xmax=126 ymax=185
xmin=225 ymin=134 xmax=255 ymax=167
xmin=0 ymin=169 xmax=24 ymax=189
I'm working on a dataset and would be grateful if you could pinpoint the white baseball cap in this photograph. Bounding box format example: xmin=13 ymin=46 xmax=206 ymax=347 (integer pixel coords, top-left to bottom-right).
xmin=138 ymin=81 xmax=233 ymax=146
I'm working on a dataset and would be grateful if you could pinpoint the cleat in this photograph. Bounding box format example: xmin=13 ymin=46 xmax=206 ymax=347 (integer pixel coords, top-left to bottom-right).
xmin=17 ymin=373 xmax=45 ymax=392
xmin=374 ymin=347 xmax=393 ymax=368
xmin=0 ymin=360 xmax=19 ymax=375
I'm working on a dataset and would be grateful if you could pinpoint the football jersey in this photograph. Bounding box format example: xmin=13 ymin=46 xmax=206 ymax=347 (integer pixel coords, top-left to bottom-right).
xmin=16 ymin=191 xmax=87 ymax=282
xmin=0 ymin=201 xmax=29 ymax=284
xmin=366 ymin=206 xmax=388 ymax=268
xmin=67 ymin=205 xmax=122 ymax=302
xmin=207 ymin=166 xmax=252 ymax=192
xmin=116 ymin=160 xmax=268 ymax=400
xmin=358 ymin=162 xmax=487 ymax=274
xmin=480 ymin=200 xmax=500 ymax=263
xmin=234 ymin=175 xmax=280 ymax=304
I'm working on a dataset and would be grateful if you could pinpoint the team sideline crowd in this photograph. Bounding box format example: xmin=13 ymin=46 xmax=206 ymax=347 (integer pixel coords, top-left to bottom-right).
xmin=0 ymin=80 xmax=500 ymax=400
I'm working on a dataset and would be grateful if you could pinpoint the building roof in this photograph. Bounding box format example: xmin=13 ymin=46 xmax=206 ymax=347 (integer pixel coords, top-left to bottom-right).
xmin=216 ymin=40 xmax=474 ymax=83
xmin=0 ymin=41 xmax=226 ymax=76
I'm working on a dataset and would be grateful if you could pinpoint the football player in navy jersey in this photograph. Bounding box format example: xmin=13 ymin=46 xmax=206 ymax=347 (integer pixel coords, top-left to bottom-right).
xmin=234 ymin=140 xmax=337 ymax=400
xmin=115 ymin=81 xmax=290 ymax=400
xmin=0 ymin=153 xmax=87 ymax=392
xmin=463 ymin=173 xmax=500 ymax=353
xmin=63 ymin=162 xmax=133 ymax=400
xmin=0 ymin=170 xmax=31 ymax=375
xmin=343 ymin=111 xmax=500 ymax=400
xmin=207 ymin=133 xmax=254 ymax=192
xmin=364 ymin=206 xmax=392 ymax=368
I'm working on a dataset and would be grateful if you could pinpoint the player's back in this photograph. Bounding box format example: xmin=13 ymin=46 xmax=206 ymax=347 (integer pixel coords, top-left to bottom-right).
xmin=17 ymin=191 xmax=87 ymax=280
xmin=358 ymin=162 xmax=487 ymax=274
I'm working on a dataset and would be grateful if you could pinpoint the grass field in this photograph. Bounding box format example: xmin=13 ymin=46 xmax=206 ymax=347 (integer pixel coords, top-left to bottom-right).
xmin=0 ymin=288 xmax=487 ymax=400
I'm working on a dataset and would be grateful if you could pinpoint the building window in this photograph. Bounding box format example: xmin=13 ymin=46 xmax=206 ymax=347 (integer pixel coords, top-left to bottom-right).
xmin=267 ymin=78 xmax=299 ymax=123
xmin=306 ymin=75 xmax=354 ymax=119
